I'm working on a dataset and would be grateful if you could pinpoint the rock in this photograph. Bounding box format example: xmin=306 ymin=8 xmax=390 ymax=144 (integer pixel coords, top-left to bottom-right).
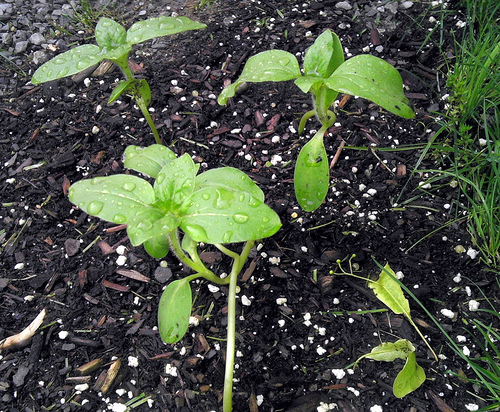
xmin=14 ymin=39 xmax=28 ymax=53
xmin=29 ymin=32 xmax=45 ymax=45
xmin=32 ymin=49 xmax=49 ymax=65
xmin=336 ymin=1 xmax=352 ymax=10
xmin=400 ymin=1 xmax=414 ymax=10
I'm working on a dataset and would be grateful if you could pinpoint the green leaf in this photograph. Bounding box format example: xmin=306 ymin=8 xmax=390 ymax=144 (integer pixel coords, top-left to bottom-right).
xmin=126 ymin=207 xmax=178 ymax=246
xmin=68 ymin=175 xmax=155 ymax=224
xmin=137 ymin=79 xmax=151 ymax=106
xmin=100 ymin=44 xmax=131 ymax=62
xmin=181 ymin=186 xmax=281 ymax=244
xmin=358 ymin=339 xmax=415 ymax=363
xmin=195 ymin=167 xmax=265 ymax=202
xmin=393 ymin=351 xmax=426 ymax=398
xmin=304 ymin=30 xmax=344 ymax=78
xmin=126 ymin=16 xmax=206 ymax=45
xmin=158 ymin=279 xmax=192 ymax=343
xmin=95 ymin=17 xmax=127 ymax=49
xmin=294 ymin=131 xmax=329 ymax=212
xmin=108 ymin=79 xmax=135 ymax=103
xmin=324 ymin=55 xmax=415 ymax=119
xmin=294 ymin=75 xmax=324 ymax=94
xmin=31 ymin=44 xmax=103 ymax=84
xmin=154 ymin=153 xmax=197 ymax=209
xmin=218 ymin=50 xmax=301 ymax=105
xmin=368 ymin=263 xmax=411 ymax=318
xmin=124 ymin=144 xmax=177 ymax=178
xmin=144 ymin=235 xmax=170 ymax=259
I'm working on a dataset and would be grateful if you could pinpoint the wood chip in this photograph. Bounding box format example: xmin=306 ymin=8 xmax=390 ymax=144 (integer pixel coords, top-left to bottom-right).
xmin=102 ymin=280 xmax=130 ymax=292
xmin=116 ymin=268 xmax=150 ymax=283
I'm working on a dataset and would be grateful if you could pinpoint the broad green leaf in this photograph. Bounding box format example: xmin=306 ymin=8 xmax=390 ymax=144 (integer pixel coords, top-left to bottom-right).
xmin=108 ymin=79 xmax=135 ymax=103
xmin=100 ymin=44 xmax=131 ymax=62
xmin=218 ymin=50 xmax=301 ymax=105
xmin=393 ymin=351 xmax=426 ymax=398
xmin=359 ymin=339 xmax=415 ymax=363
xmin=126 ymin=16 xmax=206 ymax=45
xmin=126 ymin=207 xmax=178 ymax=246
xmin=69 ymin=175 xmax=155 ymax=224
xmin=304 ymin=30 xmax=344 ymax=78
xmin=124 ymin=144 xmax=177 ymax=178
xmin=368 ymin=263 xmax=411 ymax=318
xmin=294 ymin=132 xmax=329 ymax=212
xmin=181 ymin=233 xmax=198 ymax=259
xmin=95 ymin=17 xmax=127 ymax=49
xmin=154 ymin=153 xmax=197 ymax=209
xmin=195 ymin=167 xmax=265 ymax=202
xmin=144 ymin=235 xmax=170 ymax=259
xmin=158 ymin=279 xmax=192 ymax=343
xmin=325 ymin=55 xmax=415 ymax=119
xmin=31 ymin=44 xmax=103 ymax=84
xmin=180 ymin=188 xmax=281 ymax=244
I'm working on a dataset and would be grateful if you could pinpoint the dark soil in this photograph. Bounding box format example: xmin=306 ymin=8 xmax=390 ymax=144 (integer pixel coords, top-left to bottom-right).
xmin=1 ymin=1 xmax=498 ymax=411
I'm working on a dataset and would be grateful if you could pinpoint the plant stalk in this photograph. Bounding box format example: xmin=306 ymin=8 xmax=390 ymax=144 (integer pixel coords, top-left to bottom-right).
xmin=222 ymin=240 xmax=255 ymax=412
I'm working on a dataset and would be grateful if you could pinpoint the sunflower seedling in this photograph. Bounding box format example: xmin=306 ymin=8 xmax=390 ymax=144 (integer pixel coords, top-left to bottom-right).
xmin=334 ymin=259 xmax=435 ymax=397
xmin=218 ymin=30 xmax=415 ymax=211
xmin=32 ymin=16 xmax=206 ymax=144
xmin=68 ymin=144 xmax=281 ymax=412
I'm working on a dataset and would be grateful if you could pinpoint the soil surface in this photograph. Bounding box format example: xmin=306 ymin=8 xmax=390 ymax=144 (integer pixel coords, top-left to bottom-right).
xmin=1 ymin=1 xmax=498 ymax=411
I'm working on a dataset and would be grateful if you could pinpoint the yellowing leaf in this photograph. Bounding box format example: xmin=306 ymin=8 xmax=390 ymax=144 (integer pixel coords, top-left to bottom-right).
xmin=355 ymin=339 xmax=415 ymax=366
xmin=368 ymin=263 xmax=411 ymax=318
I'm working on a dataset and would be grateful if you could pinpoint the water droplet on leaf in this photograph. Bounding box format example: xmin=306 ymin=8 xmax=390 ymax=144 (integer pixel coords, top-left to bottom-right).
xmin=87 ymin=200 xmax=104 ymax=215
xmin=232 ymin=213 xmax=249 ymax=224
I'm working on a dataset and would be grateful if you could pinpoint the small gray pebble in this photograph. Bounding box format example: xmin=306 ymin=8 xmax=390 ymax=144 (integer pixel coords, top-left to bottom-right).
xmin=336 ymin=1 xmax=353 ymax=11
xmin=29 ymin=32 xmax=45 ymax=45
xmin=154 ymin=266 xmax=173 ymax=284
xmin=14 ymin=39 xmax=28 ymax=53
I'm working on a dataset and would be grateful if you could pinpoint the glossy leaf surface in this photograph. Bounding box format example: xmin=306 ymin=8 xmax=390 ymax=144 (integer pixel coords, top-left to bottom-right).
xmin=31 ymin=44 xmax=103 ymax=84
xmin=69 ymin=175 xmax=155 ymax=224
xmin=158 ymin=279 xmax=192 ymax=343
xmin=108 ymin=79 xmax=134 ymax=103
xmin=218 ymin=50 xmax=301 ymax=105
xmin=393 ymin=351 xmax=426 ymax=398
xmin=124 ymin=144 xmax=177 ymax=178
xmin=95 ymin=17 xmax=127 ymax=49
xmin=324 ymin=55 xmax=415 ymax=119
xmin=154 ymin=154 xmax=197 ymax=209
xmin=126 ymin=16 xmax=206 ymax=45
xmin=126 ymin=207 xmax=178 ymax=246
xmin=144 ymin=235 xmax=170 ymax=259
xmin=304 ymin=30 xmax=344 ymax=78
xmin=368 ymin=263 xmax=411 ymax=317
xmin=359 ymin=339 xmax=415 ymax=363
xmin=294 ymin=132 xmax=329 ymax=212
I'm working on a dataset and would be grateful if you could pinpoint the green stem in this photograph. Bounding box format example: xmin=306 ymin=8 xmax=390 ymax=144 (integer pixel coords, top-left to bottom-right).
xmin=223 ymin=240 xmax=255 ymax=412
xmin=114 ymin=57 xmax=162 ymax=144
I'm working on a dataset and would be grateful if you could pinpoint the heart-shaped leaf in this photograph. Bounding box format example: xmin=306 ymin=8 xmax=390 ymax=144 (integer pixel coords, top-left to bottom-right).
xmin=69 ymin=175 xmax=155 ymax=224
xmin=126 ymin=16 xmax=206 ymax=45
xmin=218 ymin=50 xmax=301 ymax=105
xmin=95 ymin=18 xmax=127 ymax=49
xmin=155 ymin=153 xmax=197 ymax=209
xmin=124 ymin=144 xmax=177 ymax=178
xmin=294 ymin=131 xmax=329 ymax=212
xmin=393 ymin=351 xmax=426 ymax=398
xmin=304 ymin=30 xmax=344 ymax=78
xmin=31 ymin=44 xmax=103 ymax=84
xmin=158 ymin=279 xmax=192 ymax=343
xmin=181 ymin=187 xmax=281 ymax=244
xmin=325 ymin=55 xmax=415 ymax=119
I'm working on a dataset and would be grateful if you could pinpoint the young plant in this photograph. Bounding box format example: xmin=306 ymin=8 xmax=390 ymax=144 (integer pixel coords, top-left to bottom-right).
xmin=334 ymin=259 xmax=435 ymax=397
xmin=68 ymin=144 xmax=281 ymax=412
xmin=218 ymin=30 xmax=415 ymax=211
xmin=32 ymin=16 xmax=206 ymax=144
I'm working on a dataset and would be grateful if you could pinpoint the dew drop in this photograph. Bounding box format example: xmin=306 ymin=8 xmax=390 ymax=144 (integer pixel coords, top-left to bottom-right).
xmin=113 ymin=214 xmax=127 ymax=224
xmin=262 ymin=216 xmax=270 ymax=223
xmin=279 ymin=57 xmax=290 ymax=66
xmin=87 ymin=200 xmax=104 ymax=215
xmin=138 ymin=220 xmax=153 ymax=231
xmin=248 ymin=196 xmax=262 ymax=207
xmin=123 ymin=182 xmax=136 ymax=191
xmin=156 ymin=174 xmax=165 ymax=184
xmin=232 ymin=213 xmax=249 ymax=224
xmin=222 ymin=231 xmax=234 ymax=243
xmin=202 ymin=193 xmax=210 ymax=200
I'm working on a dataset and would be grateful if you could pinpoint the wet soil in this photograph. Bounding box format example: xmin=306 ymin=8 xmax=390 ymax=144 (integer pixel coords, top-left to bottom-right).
xmin=1 ymin=1 xmax=499 ymax=411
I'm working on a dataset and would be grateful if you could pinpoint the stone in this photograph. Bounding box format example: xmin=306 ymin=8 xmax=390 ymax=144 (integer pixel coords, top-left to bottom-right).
xmin=14 ymin=39 xmax=28 ymax=53
xmin=336 ymin=1 xmax=352 ymax=10
xmin=29 ymin=32 xmax=45 ymax=45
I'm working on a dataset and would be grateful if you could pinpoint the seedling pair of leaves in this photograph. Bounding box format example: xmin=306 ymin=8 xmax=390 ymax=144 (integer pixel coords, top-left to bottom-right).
xmin=218 ymin=30 xmax=415 ymax=211
xmin=68 ymin=144 xmax=281 ymax=412
xmin=32 ymin=16 xmax=206 ymax=144
xmin=334 ymin=261 xmax=437 ymax=398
